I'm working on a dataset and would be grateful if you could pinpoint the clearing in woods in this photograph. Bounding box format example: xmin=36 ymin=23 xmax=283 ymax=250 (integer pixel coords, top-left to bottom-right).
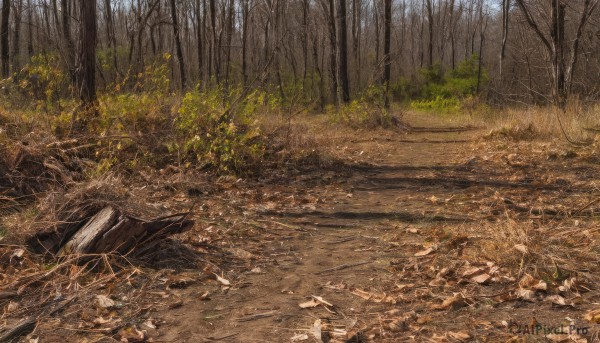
xmin=8 ymin=112 xmax=600 ymax=342
xmin=147 ymin=112 xmax=600 ymax=342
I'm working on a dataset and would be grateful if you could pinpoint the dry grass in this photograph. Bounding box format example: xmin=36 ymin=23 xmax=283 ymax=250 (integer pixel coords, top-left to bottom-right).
xmin=467 ymin=219 xmax=600 ymax=281
xmin=484 ymin=102 xmax=600 ymax=143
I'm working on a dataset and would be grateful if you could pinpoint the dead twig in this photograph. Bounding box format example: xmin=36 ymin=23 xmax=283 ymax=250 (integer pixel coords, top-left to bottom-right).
xmin=235 ymin=311 xmax=278 ymax=322
xmin=315 ymin=261 xmax=372 ymax=275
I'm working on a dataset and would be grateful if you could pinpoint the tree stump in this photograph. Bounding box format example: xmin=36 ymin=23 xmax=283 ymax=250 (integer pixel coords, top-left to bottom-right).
xmin=53 ymin=206 xmax=193 ymax=255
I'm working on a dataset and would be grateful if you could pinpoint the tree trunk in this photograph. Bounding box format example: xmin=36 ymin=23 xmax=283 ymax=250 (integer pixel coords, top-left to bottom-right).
xmin=196 ymin=0 xmax=204 ymax=84
xmin=61 ymin=0 xmax=75 ymax=76
xmin=383 ymin=0 xmax=392 ymax=108
xmin=169 ymin=0 xmax=186 ymax=90
xmin=325 ymin=0 xmax=338 ymax=104
xmin=1 ymin=0 xmax=10 ymax=78
xmin=77 ymin=0 xmax=97 ymax=104
xmin=499 ymin=0 xmax=509 ymax=80
xmin=26 ymin=0 xmax=32 ymax=57
xmin=209 ymin=0 xmax=218 ymax=83
xmin=11 ymin=0 xmax=21 ymax=74
xmin=336 ymin=0 xmax=350 ymax=103
xmin=383 ymin=0 xmax=391 ymax=85
xmin=550 ymin=0 xmax=566 ymax=107
xmin=426 ymin=0 xmax=433 ymax=67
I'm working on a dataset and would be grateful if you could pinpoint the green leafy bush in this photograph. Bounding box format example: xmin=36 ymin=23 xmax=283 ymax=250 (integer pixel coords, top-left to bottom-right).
xmin=411 ymin=55 xmax=487 ymax=113
xmin=333 ymin=84 xmax=395 ymax=128
xmin=174 ymin=87 xmax=265 ymax=173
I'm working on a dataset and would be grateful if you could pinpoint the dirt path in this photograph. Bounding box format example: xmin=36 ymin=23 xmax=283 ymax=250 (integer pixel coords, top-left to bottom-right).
xmin=153 ymin=116 xmax=486 ymax=342
xmin=150 ymin=113 xmax=600 ymax=342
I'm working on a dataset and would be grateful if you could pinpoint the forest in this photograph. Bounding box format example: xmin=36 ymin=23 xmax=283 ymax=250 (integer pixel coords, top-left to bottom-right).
xmin=1 ymin=0 xmax=600 ymax=342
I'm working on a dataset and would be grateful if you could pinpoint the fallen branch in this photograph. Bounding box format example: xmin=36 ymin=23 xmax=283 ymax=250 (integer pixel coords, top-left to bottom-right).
xmin=315 ymin=261 xmax=372 ymax=275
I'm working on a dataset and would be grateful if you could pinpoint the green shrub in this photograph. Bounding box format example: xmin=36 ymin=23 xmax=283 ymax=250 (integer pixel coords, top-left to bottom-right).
xmin=174 ymin=86 xmax=265 ymax=173
xmin=413 ymin=55 xmax=487 ymax=113
xmin=410 ymin=96 xmax=461 ymax=113
xmin=333 ymin=84 xmax=395 ymax=128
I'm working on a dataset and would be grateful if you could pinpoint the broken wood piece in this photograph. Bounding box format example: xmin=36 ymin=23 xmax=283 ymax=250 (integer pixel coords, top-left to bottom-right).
xmin=0 ymin=317 xmax=36 ymax=342
xmin=56 ymin=206 xmax=193 ymax=255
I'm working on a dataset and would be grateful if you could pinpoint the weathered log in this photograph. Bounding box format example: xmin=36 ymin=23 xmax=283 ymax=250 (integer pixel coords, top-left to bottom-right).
xmin=56 ymin=206 xmax=193 ymax=255
xmin=0 ymin=317 xmax=35 ymax=343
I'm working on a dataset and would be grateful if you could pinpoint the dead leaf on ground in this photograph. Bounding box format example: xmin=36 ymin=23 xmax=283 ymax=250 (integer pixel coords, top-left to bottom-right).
xmin=470 ymin=273 xmax=491 ymax=284
xmin=118 ymin=326 xmax=145 ymax=342
xmin=515 ymin=289 xmax=536 ymax=302
xmin=448 ymin=331 xmax=471 ymax=341
xmin=214 ymin=274 xmax=231 ymax=286
xmin=95 ymin=295 xmax=115 ymax=309
xmin=429 ymin=277 xmax=447 ymax=287
xmin=414 ymin=246 xmax=436 ymax=257
xmin=546 ymin=295 xmax=573 ymax=307
xmin=461 ymin=266 xmax=484 ymax=278
xmin=291 ymin=333 xmax=309 ymax=342
xmin=431 ymin=293 xmax=468 ymax=310
xmin=584 ymin=309 xmax=600 ymax=324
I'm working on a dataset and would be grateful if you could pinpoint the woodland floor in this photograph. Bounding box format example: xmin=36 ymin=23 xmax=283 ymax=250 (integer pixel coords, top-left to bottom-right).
xmin=4 ymin=112 xmax=600 ymax=342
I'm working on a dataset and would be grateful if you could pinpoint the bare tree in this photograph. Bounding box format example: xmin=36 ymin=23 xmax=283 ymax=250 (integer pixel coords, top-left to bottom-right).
xmin=169 ymin=0 xmax=186 ymax=90
xmin=515 ymin=0 xmax=599 ymax=107
xmin=336 ymin=0 xmax=350 ymax=103
xmin=1 ymin=0 xmax=10 ymax=78
xmin=77 ymin=0 xmax=97 ymax=104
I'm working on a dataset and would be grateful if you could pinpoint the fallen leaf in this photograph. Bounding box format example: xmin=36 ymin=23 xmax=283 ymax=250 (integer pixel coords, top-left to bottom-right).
xmin=95 ymin=295 xmax=115 ymax=309
xmin=141 ymin=320 xmax=156 ymax=330
xmin=432 ymin=293 xmax=467 ymax=310
xmin=118 ymin=326 xmax=145 ymax=342
xmin=546 ymin=295 xmax=573 ymax=307
xmin=414 ymin=247 xmax=435 ymax=257
xmin=290 ymin=333 xmax=309 ymax=342
xmin=515 ymin=289 xmax=536 ymax=302
xmin=461 ymin=266 xmax=484 ymax=278
xmin=533 ymin=280 xmax=548 ymax=291
xmin=10 ymin=249 xmax=24 ymax=261
xmin=214 ymin=274 xmax=231 ymax=286
xmin=448 ymin=331 xmax=471 ymax=341
xmin=429 ymin=278 xmax=446 ymax=287
xmin=470 ymin=273 xmax=491 ymax=284
xmin=584 ymin=309 xmax=600 ymax=324
xmin=518 ymin=274 xmax=535 ymax=288
xmin=406 ymin=228 xmax=420 ymax=234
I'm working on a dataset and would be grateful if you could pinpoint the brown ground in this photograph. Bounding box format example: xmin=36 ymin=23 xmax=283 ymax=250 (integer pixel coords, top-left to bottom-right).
xmin=4 ymin=112 xmax=600 ymax=342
